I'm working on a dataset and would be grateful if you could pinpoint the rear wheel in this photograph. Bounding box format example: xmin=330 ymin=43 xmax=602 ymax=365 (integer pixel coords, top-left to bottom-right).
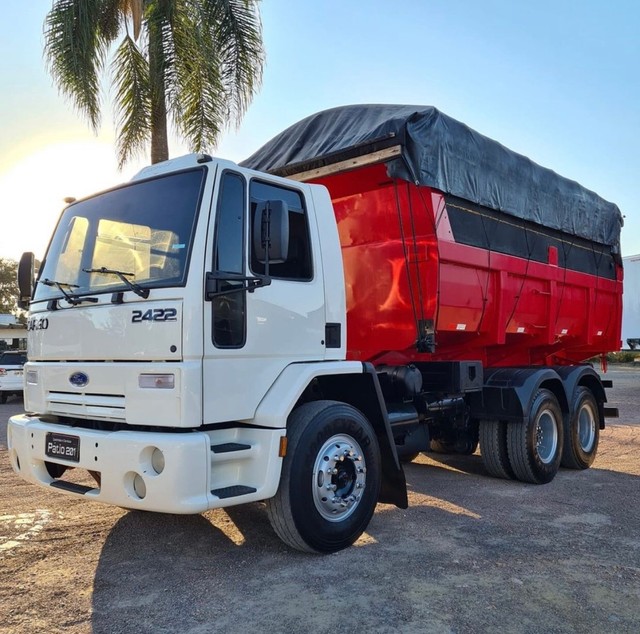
xmin=266 ymin=400 xmax=381 ymax=553
xmin=507 ymin=389 xmax=563 ymax=484
xmin=479 ymin=419 xmax=514 ymax=479
xmin=561 ymin=386 xmax=599 ymax=469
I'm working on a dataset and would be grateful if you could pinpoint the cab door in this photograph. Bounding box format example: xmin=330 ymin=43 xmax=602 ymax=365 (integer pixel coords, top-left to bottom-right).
xmin=202 ymin=170 xmax=326 ymax=424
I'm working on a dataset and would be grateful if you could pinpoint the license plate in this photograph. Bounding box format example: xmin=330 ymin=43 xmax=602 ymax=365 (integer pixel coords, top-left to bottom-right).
xmin=45 ymin=432 xmax=80 ymax=463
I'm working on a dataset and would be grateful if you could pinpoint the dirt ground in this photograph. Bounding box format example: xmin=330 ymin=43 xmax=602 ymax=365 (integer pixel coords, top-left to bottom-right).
xmin=1 ymin=367 xmax=639 ymax=634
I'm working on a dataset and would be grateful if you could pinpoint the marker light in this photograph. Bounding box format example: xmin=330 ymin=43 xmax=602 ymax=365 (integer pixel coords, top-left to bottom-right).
xmin=138 ymin=374 xmax=175 ymax=389
xmin=26 ymin=370 xmax=39 ymax=385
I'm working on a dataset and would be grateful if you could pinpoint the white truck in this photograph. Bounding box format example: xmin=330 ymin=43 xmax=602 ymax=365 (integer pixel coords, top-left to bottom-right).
xmin=622 ymin=254 xmax=640 ymax=349
xmin=10 ymin=153 xmax=381 ymax=554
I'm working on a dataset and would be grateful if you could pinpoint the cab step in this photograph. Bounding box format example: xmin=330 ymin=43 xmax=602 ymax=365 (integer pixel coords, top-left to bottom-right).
xmin=211 ymin=485 xmax=257 ymax=499
xmin=50 ymin=480 xmax=94 ymax=495
xmin=210 ymin=442 xmax=251 ymax=453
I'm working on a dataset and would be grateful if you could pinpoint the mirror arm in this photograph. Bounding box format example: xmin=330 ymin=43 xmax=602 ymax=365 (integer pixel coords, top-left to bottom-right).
xmin=205 ymin=272 xmax=271 ymax=301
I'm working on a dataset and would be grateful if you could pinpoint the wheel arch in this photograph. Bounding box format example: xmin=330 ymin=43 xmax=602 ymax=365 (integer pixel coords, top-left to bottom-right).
xmin=553 ymin=365 xmax=607 ymax=429
xmin=252 ymin=361 xmax=408 ymax=510
xmin=471 ymin=366 xmax=567 ymax=425
xmin=537 ymin=377 xmax=569 ymax=418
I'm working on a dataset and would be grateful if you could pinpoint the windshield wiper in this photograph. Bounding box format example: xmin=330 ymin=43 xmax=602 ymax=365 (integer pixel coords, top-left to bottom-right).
xmin=40 ymin=278 xmax=98 ymax=306
xmin=83 ymin=267 xmax=150 ymax=299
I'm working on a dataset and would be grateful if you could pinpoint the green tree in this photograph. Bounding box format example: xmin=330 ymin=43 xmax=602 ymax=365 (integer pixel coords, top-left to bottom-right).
xmin=44 ymin=0 xmax=264 ymax=167
xmin=0 ymin=258 xmax=19 ymax=317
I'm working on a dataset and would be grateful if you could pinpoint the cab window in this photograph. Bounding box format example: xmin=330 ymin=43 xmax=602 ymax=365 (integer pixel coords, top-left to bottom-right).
xmin=250 ymin=181 xmax=312 ymax=281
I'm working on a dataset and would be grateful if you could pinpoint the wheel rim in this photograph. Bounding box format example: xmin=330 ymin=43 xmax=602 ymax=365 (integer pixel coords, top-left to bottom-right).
xmin=577 ymin=402 xmax=596 ymax=452
xmin=535 ymin=409 xmax=558 ymax=464
xmin=312 ymin=434 xmax=366 ymax=522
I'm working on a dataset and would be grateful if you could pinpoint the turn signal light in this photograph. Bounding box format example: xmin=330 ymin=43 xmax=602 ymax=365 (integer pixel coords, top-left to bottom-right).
xmin=138 ymin=374 xmax=175 ymax=389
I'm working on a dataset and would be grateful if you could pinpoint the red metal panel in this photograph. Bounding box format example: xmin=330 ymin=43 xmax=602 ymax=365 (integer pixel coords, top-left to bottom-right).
xmin=310 ymin=165 xmax=622 ymax=368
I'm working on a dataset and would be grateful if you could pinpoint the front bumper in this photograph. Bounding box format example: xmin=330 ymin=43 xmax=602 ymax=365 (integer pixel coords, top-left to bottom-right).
xmin=7 ymin=414 xmax=285 ymax=513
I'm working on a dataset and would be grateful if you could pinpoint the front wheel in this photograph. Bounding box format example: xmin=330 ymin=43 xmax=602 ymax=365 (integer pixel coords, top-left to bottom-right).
xmin=561 ymin=386 xmax=599 ymax=469
xmin=507 ymin=389 xmax=563 ymax=484
xmin=266 ymin=400 xmax=381 ymax=553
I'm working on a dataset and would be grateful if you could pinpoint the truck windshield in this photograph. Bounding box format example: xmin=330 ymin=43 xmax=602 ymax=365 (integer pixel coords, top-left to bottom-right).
xmin=33 ymin=168 xmax=205 ymax=304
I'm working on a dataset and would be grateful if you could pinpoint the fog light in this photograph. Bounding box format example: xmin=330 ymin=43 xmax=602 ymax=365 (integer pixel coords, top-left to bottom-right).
xmin=133 ymin=474 xmax=146 ymax=499
xmin=26 ymin=370 xmax=38 ymax=385
xmin=139 ymin=374 xmax=175 ymax=389
xmin=151 ymin=448 xmax=165 ymax=474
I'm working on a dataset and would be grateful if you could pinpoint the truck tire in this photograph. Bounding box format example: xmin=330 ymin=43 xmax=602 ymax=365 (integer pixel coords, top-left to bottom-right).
xmin=507 ymin=389 xmax=563 ymax=484
xmin=561 ymin=386 xmax=599 ymax=470
xmin=479 ymin=419 xmax=514 ymax=479
xmin=266 ymin=400 xmax=381 ymax=553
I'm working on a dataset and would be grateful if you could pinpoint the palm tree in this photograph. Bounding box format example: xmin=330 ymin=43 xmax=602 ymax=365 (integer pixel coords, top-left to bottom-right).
xmin=44 ymin=0 xmax=264 ymax=168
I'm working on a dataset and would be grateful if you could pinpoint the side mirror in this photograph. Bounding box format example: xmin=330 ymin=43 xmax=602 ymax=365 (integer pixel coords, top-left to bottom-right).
xmin=17 ymin=252 xmax=35 ymax=310
xmin=253 ymin=200 xmax=289 ymax=264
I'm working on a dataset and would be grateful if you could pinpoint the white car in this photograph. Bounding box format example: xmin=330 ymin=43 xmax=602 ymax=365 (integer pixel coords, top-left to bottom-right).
xmin=0 ymin=351 xmax=27 ymax=403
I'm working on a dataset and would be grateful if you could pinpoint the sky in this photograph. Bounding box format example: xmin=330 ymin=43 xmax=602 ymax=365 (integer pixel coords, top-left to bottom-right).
xmin=0 ymin=0 xmax=638 ymax=262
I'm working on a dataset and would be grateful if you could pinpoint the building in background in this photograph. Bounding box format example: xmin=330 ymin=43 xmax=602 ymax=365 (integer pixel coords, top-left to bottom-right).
xmin=0 ymin=314 xmax=26 ymax=351
xmin=622 ymin=255 xmax=640 ymax=350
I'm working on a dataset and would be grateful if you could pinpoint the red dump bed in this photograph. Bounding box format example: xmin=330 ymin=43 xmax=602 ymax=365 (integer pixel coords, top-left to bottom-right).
xmin=241 ymin=105 xmax=623 ymax=367
xmin=312 ymin=163 xmax=622 ymax=367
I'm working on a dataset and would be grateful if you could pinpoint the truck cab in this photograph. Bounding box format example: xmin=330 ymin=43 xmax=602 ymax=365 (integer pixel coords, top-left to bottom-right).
xmin=9 ymin=155 xmax=392 ymax=549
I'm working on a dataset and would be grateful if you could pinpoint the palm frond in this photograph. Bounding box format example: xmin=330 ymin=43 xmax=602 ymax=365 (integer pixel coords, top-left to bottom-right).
xmin=202 ymin=0 xmax=264 ymax=123
xmin=165 ymin=1 xmax=229 ymax=152
xmin=44 ymin=0 xmax=115 ymax=130
xmin=144 ymin=0 xmax=173 ymax=100
xmin=112 ymin=34 xmax=151 ymax=168
xmin=98 ymin=0 xmax=123 ymax=42
xmin=44 ymin=0 xmax=265 ymax=165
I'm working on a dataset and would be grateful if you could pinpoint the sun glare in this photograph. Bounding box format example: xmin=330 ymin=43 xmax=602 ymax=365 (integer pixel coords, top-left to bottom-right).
xmin=0 ymin=141 xmax=144 ymax=262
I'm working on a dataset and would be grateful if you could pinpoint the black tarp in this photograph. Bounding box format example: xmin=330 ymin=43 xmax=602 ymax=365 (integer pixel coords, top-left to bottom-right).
xmin=240 ymin=105 xmax=622 ymax=250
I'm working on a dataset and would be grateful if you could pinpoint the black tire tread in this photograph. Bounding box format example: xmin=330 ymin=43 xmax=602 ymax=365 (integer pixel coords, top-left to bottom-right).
xmin=266 ymin=400 xmax=380 ymax=553
xmin=507 ymin=389 xmax=562 ymax=484
xmin=561 ymin=386 xmax=599 ymax=470
xmin=479 ymin=419 xmax=513 ymax=479
xmin=266 ymin=400 xmax=335 ymax=553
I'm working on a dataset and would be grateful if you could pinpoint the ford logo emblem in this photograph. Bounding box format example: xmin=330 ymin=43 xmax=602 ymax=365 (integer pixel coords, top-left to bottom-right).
xmin=69 ymin=372 xmax=89 ymax=388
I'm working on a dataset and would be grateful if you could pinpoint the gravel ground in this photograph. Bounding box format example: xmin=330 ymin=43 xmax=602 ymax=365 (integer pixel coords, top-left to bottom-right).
xmin=1 ymin=367 xmax=639 ymax=634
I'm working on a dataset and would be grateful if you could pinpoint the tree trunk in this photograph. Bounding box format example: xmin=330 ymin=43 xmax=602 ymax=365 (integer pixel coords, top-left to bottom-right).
xmin=148 ymin=14 xmax=169 ymax=164
xmin=150 ymin=89 xmax=169 ymax=164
